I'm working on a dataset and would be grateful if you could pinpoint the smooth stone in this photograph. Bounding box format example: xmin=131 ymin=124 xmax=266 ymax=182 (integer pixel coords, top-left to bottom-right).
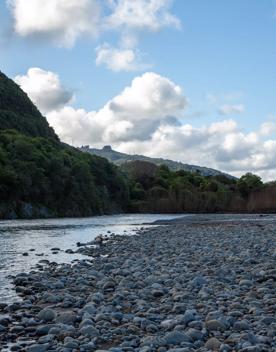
xmin=36 ymin=324 xmax=56 ymax=336
xmin=80 ymin=325 xmax=99 ymax=337
xmin=205 ymin=337 xmax=221 ymax=350
xmin=163 ymin=331 xmax=192 ymax=345
xmin=205 ymin=319 xmax=226 ymax=332
xmin=38 ymin=308 xmax=56 ymax=322
xmin=81 ymin=303 xmax=97 ymax=315
xmin=233 ymin=320 xmax=250 ymax=331
xmin=43 ymin=293 xmax=61 ymax=303
xmin=55 ymin=312 xmax=77 ymax=325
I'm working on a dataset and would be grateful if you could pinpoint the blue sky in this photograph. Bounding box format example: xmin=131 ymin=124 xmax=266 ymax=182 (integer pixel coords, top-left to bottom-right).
xmin=1 ymin=0 xmax=276 ymax=179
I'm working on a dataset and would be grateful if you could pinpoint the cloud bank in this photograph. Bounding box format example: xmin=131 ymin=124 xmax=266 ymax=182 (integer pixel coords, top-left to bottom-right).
xmin=15 ymin=67 xmax=276 ymax=181
xmin=47 ymin=71 xmax=187 ymax=143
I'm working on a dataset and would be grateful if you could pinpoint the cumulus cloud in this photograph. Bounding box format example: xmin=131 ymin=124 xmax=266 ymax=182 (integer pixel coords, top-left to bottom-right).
xmin=7 ymin=0 xmax=180 ymax=47
xmin=215 ymin=132 xmax=258 ymax=162
xmin=15 ymin=67 xmax=276 ymax=181
xmin=7 ymin=0 xmax=101 ymax=47
xmin=95 ymin=43 xmax=150 ymax=72
xmin=7 ymin=0 xmax=180 ymax=71
xmin=15 ymin=68 xmax=73 ymax=113
xmin=47 ymin=71 xmax=187 ymax=144
xmin=98 ymin=0 xmax=180 ymax=71
xmin=105 ymin=0 xmax=181 ymax=31
xmin=218 ymin=104 xmax=245 ymax=115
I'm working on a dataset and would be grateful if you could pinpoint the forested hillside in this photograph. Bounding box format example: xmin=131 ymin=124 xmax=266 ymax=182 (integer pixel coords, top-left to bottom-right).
xmin=121 ymin=160 xmax=269 ymax=213
xmin=0 ymin=72 xmax=58 ymax=140
xmin=0 ymin=71 xmax=129 ymax=219
xmin=0 ymin=70 xmax=275 ymax=219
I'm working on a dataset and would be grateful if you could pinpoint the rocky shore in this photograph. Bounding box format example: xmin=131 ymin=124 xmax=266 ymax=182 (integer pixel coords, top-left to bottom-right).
xmin=0 ymin=216 xmax=276 ymax=351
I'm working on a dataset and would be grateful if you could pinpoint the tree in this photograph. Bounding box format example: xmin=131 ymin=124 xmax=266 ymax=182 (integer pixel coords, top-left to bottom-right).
xmin=237 ymin=173 xmax=263 ymax=197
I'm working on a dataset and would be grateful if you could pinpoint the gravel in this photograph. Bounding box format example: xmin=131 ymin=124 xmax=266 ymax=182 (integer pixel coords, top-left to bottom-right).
xmin=0 ymin=215 xmax=275 ymax=351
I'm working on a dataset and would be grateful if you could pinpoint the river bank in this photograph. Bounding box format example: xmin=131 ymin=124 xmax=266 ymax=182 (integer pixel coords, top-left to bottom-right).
xmin=0 ymin=214 xmax=182 ymax=303
xmin=0 ymin=215 xmax=275 ymax=351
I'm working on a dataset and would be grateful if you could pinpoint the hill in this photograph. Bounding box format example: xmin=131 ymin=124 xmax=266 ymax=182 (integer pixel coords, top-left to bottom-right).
xmin=80 ymin=145 xmax=235 ymax=178
xmin=0 ymin=72 xmax=129 ymax=219
xmin=0 ymin=70 xmax=274 ymax=218
xmin=0 ymin=72 xmax=58 ymax=140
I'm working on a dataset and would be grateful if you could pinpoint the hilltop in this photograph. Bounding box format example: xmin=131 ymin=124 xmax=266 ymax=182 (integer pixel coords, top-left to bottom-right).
xmin=0 ymin=72 xmax=57 ymax=140
xmin=80 ymin=145 xmax=235 ymax=179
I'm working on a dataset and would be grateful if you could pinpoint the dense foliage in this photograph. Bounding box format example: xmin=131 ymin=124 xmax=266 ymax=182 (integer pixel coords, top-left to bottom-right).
xmin=0 ymin=72 xmax=57 ymax=140
xmin=122 ymin=161 xmax=267 ymax=213
xmin=0 ymin=130 xmax=129 ymax=218
xmin=0 ymin=70 xmax=274 ymax=218
xmin=0 ymin=71 xmax=129 ymax=219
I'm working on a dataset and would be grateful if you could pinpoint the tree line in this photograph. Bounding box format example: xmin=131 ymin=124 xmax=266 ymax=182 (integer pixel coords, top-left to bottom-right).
xmin=122 ymin=160 xmax=270 ymax=213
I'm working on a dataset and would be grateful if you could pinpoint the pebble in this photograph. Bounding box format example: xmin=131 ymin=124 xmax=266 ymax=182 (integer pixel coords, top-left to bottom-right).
xmin=1 ymin=215 xmax=275 ymax=352
xmin=205 ymin=337 xmax=221 ymax=350
xmin=37 ymin=308 xmax=56 ymax=322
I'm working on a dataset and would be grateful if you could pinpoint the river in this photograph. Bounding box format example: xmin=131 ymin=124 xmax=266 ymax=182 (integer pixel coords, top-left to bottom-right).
xmin=0 ymin=214 xmax=184 ymax=303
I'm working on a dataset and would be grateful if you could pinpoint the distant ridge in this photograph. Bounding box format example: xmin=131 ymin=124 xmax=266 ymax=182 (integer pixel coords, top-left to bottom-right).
xmin=80 ymin=145 xmax=235 ymax=179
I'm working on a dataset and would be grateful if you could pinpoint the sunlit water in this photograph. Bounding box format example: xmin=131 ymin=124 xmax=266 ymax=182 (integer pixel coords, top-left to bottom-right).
xmin=0 ymin=214 xmax=184 ymax=303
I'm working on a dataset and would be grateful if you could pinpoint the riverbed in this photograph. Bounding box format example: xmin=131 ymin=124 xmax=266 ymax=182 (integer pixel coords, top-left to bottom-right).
xmin=0 ymin=214 xmax=275 ymax=351
xmin=0 ymin=214 xmax=184 ymax=303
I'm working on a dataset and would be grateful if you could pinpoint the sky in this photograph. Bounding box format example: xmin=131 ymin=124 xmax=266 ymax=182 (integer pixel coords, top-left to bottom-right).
xmin=1 ymin=0 xmax=276 ymax=180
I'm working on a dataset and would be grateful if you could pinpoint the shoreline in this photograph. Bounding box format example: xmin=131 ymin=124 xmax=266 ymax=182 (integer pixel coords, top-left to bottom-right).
xmin=1 ymin=210 xmax=276 ymax=222
xmin=0 ymin=216 xmax=275 ymax=351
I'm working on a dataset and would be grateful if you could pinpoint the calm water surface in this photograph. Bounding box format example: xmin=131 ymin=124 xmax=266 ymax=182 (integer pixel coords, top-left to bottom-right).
xmin=0 ymin=214 xmax=184 ymax=303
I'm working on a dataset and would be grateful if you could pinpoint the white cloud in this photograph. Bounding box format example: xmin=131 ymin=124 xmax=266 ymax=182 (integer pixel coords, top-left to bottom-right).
xmin=16 ymin=67 xmax=276 ymax=181
xmin=105 ymin=0 xmax=181 ymax=32
xmin=46 ymin=71 xmax=187 ymax=144
xmin=216 ymin=132 xmax=258 ymax=162
xmin=108 ymin=72 xmax=186 ymax=119
xmin=95 ymin=43 xmax=149 ymax=72
xmin=100 ymin=0 xmax=180 ymax=71
xmin=8 ymin=0 xmax=101 ymax=47
xmin=14 ymin=68 xmax=73 ymax=113
xmin=47 ymin=106 xmax=100 ymax=144
xmin=218 ymin=104 xmax=245 ymax=115
xmin=7 ymin=0 xmax=180 ymax=71
xmin=259 ymin=121 xmax=276 ymax=136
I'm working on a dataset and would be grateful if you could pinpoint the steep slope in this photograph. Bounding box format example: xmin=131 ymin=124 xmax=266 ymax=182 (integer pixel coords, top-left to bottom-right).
xmin=80 ymin=145 xmax=235 ymax=179
xmin=0 ymin=71 xmax=57 ymax=140
xmin=0 ymin=72 xmax=129 ymax=219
